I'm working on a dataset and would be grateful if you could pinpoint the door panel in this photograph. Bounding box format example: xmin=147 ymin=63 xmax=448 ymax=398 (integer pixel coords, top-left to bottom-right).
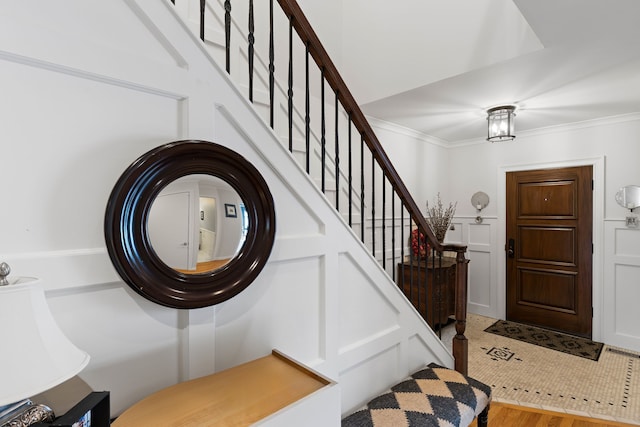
xmin=506 ymin=166 xmax=593 ymax=337
xmin=519 ymin=227 xmax=575 ymax=265
xmin=518 ymin=268 xmax=577 ymax=311
xmin=518 ymin=181 xmax=576 ymax=217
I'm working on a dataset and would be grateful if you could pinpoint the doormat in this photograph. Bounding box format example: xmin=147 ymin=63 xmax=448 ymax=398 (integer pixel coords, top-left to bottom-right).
xmin=484 ymin=319 xmax=604 ymax=361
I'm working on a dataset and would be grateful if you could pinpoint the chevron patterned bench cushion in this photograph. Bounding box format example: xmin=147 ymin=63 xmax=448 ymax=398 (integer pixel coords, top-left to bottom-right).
xmin=342 ymin=363 xmax=491 ymax=427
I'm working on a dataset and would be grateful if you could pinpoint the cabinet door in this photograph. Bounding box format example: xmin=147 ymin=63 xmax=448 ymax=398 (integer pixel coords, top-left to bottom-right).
xmin=396 ymin=263 xmax=454 ymax=329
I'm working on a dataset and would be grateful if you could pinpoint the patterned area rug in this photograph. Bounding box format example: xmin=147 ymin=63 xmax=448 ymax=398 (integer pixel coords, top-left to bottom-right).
xmin=442 ymin=314 xmax=640 ymax=425
xmin=484 ymin=319 xmax=604 ymax=361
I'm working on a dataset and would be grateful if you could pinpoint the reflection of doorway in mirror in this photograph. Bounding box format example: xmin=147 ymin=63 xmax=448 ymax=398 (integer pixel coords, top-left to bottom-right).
xmin=240 ymin=204 xmax=248 ymax=237
xmin=148 ymin=192 xmax=191 ymax=270
xmin=237 ymin=204 xmax=249 ymax=253
xmin=199 ymin=197 xmax=217 ymax=263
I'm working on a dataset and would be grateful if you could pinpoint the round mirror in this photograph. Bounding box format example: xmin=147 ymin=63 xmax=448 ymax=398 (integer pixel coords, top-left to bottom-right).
xmin=104 ymin=140 xmax=276 ymax=309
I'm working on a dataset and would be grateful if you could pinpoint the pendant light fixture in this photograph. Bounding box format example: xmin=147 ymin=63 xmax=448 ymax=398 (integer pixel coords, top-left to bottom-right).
xmin=486 ymin=105 xmax=516 ymax=142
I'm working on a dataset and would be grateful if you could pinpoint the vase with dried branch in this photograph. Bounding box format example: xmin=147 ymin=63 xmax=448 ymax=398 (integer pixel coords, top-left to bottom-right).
xmin=426 ymin=193 xmax=457 ymax=243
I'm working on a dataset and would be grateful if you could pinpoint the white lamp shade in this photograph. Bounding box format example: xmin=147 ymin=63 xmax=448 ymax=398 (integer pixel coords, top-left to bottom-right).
xmin=0 ymin=278 xmax=90 ymax=406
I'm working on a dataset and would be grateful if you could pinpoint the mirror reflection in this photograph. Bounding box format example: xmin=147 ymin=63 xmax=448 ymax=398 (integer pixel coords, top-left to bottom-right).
xmin=147 ymin=174 xmax=248 ymax=274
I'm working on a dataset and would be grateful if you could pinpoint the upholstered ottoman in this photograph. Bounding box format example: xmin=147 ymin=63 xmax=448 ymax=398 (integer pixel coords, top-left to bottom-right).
xmin=342 ymin=363 xmax=491 ymax=427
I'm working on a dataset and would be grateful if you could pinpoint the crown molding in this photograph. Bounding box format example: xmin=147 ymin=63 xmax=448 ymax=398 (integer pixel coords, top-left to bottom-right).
xmin=449 ymin=111 xmax=640 ymax=147
xmin=368 ymin=112 xmax=640 ymax=148
xmin=366 ymin=115 xmax=450 ymax=148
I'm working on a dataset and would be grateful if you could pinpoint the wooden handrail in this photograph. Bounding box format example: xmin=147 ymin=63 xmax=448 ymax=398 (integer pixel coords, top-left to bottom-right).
xmin=275 ymin=0 xmax=464 ymax=254
xmin=276 ymin=0 xmax=468 ymax=373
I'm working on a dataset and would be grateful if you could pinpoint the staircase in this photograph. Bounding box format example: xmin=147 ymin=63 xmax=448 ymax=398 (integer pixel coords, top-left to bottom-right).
xmin=168 ymin=0 xmax=469 ymax=373
xmin=168 ymin=0 xmax=470 ymax=374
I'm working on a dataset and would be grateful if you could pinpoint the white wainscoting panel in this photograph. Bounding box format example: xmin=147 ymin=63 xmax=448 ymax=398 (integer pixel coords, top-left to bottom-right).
xmin=613 ymin=264 xmax=640 ymax=337
xmin=338 ymin=252 xmax=400 ymax=352
xmin=469 ymin=221 xmax=492 ymax=245
xmin=468 ymin=250 xmax=493 ymax=311
xmin=46 ymin=284 xmax=182 ymax=414
xmin=604 ymin=221 xmax=640 ymax=352
xmin=213 ymin=254 xmax=324 ymax=369
xmin=339 ymin=344 xmax=402 ymax=415
xmin=445 ymin=217 xmax=499 ymax=319
xmin=615 ymin=227 xmax=640 ymax=257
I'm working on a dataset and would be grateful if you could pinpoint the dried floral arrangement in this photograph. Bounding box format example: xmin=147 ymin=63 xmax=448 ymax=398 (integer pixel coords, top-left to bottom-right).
xmin=426 ymin=193 xmax=457 ymax=242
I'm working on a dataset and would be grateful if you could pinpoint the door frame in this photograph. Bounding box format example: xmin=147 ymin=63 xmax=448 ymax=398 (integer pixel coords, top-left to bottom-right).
xmin=496 ymin=157 xmax=605 ymax=342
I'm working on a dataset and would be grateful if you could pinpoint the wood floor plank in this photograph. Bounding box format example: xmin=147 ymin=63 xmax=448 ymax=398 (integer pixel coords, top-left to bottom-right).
xmin=534 ymin=413 xmax=564 ymax=427
xmin=469 ymin=402 xmax=637 ymax=427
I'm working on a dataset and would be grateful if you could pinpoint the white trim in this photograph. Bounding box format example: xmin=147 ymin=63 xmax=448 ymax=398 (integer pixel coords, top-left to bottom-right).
xmin=366 ymin=116 xmax=450 ymax=148
xmin=496 ymin=157 xmax=605 ymax=342
xmin=514 ymin=112 xmax=640 ymax=140
xmin=441 ymin=112 xmax=640 ymax=147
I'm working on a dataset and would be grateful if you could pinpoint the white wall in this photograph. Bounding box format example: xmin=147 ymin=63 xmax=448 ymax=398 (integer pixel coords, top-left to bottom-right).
xmin=369 ymin=117 xmax=449 ymax=206
xmin=374 ymin=115 xmax=640 ymax=352
xmin=0 ymin=0 xmax=450 ymax=421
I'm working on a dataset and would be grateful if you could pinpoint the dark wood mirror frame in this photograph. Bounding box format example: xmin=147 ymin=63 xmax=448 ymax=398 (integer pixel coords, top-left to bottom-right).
xmin=104 ymin=140 xmax=276 ymax=309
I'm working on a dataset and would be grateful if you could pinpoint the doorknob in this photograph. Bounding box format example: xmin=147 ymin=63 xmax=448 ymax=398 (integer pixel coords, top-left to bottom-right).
xmin=507 ymin=238 xmax=515 ymax=258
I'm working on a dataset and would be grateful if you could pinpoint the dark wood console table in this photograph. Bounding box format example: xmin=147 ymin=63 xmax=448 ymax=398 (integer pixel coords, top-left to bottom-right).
xmin=396 ymin=257 xmax=456 ymax=330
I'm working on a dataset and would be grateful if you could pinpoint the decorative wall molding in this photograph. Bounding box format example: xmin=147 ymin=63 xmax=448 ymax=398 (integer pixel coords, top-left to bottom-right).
xmin=603 ymin=220 xmax=640 ymax=352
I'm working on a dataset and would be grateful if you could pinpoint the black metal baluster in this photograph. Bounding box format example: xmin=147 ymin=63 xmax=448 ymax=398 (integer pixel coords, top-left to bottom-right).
xmin=391 ymin=190 xmax=395 ymax=281
xmin=200 ymin=0 xmax=206 ymax=41
xmin=335 ymin=91 xmax=340 ymax=210
xmin=382 ymin=174 xmax=386 ymax=270
xmin=321 ymin=68 xmax=326 ymax=193
xmin=348 ymin=115 xmax=353 ymax=228
xmin=409 ymin=218 xmax=414 ymax=305
xmin=400 ymin=207 xmax=405 ymax=279
xmin=371 ymin=157 xmax=375 ymax=259
xmin=436 ymin=252 xmax=443 ymax=338
xmin=224 ymin=0 xmax=231 ymax=73
xmin=417 ymin=222 xmax=422 ymax=321
xmin=248 ymin=0 xmax=254 ymax=102
xmin=287 ymin=16 xmax=293 ymax=152
xmin=305 ymin=43 xmax=310 ymax=174
xmin=360 ymin=136 xmax=365 ymax=243
xmin=398 ymin=207 xmax=405 ymax=294
xmin=268 ymin=0 xmax=274 ymax=129
xmin=444 ymin=250 xmax=450 ymax=337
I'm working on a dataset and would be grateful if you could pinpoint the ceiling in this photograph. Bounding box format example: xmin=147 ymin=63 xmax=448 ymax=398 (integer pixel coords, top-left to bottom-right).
xmin=355 ymin=0 xmax=640 ymax=145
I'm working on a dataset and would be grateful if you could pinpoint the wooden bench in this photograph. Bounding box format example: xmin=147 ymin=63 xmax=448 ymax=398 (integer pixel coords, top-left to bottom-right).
xmin=342 ymin=363 xmax=491 ymax=427
xmin=112 ymin=351 xmax=336 ymax=426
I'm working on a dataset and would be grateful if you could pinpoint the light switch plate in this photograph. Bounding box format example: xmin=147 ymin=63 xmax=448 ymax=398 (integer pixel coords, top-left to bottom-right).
xmin=625 ymin=215 xmax=638 ymax=228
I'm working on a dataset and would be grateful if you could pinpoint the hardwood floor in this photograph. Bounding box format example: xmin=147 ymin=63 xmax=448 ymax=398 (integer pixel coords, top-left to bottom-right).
xmin=469 ymin=402 xmax=638 ymax=427
xmin=175 ymin=258 xmax=230 ymax=274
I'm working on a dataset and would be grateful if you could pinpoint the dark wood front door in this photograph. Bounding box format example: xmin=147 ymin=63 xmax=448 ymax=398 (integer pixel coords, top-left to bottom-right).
xmin=506 ymin=166 xmax=593 ymax=338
